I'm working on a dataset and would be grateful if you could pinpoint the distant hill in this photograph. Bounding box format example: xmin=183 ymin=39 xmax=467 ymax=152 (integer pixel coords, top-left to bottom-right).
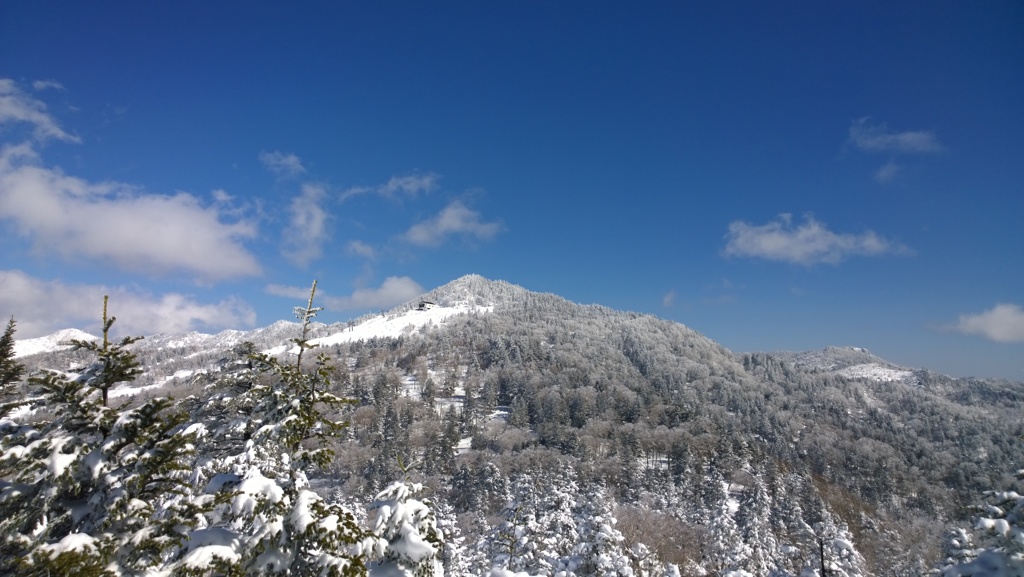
xmin=13 ymin=327 xmax=97 ymax=358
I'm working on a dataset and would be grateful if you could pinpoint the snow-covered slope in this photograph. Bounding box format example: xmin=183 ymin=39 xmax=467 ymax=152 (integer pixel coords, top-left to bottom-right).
xmin=773 ymin=346 xmax=920 ymax=385
xmin=264 ymin=301 xmax=493 ymax=356
xmin=13 ymin=328 xmax=97 ymax=358
xmin=837 ymin=363 xmax=916 ymax=384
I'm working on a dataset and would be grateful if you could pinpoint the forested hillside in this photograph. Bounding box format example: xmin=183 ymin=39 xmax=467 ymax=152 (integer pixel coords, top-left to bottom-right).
xmin=3 ymin=275 xmax=1023 ymax=576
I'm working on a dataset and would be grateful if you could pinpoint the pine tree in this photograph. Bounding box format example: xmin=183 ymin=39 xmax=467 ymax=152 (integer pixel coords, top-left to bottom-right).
xmin=0 ymin=316 xmax=24 ymax=390
xmin=574 ymin=485 xmax=633 ymax=577
xmin=736 ymin=472 xmax=778 ymax=576
xmin=484 ymin=474 xmax=544 ymax=575
xmin=434 ymin=500 xmax=472 ymax=577
xmin=0 ymin=316 xmax=26 ymax=417
xmin=942 ymin=469 xmax=1024 ymax=576
xmin=68 ymin=296 xmax=144 ymax=407
xmin=293 ymin=279 xmax=325 ymax=372
xmin=707 ymin=487 xmax=750 ymax=575
xmin=366 ymin=480 xmax=444 ymax=576
xmin=535 ymin=472 xmax=580 ymax=574
xmin=176 ymin=280 xmax=370 ymax=576
xmin=0 ymin=297 xmax=200 ymax=576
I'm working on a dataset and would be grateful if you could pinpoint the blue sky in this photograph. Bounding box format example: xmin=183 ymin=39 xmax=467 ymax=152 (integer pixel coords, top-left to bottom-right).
xmin=1 ymin=1 xmax=1022 ymax=379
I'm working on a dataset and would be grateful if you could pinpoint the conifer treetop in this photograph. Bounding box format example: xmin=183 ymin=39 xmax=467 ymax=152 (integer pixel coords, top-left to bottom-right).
xmin=293 ymin=279 xmax=324 ymax=371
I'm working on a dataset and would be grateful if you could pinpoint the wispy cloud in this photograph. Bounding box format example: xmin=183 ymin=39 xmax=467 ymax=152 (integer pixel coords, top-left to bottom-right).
xmin=952 ymin=303 xmax=1024 ymax=343
xmin=31 ymin=80 xmax=65 ymax=92
xmin=264 ymin=283 xmax=313 ymax=300
xmin=211 ymin=188 xmax=233 ymax=203
xmin=346 ymin=240 xmax=377 ymax=260
xmin=281 ymin=183 xmax=330 ymax=267
xmin=723 ymin=213 xmax=911 ymax=266
xmin=266 ymin=276 xmax=424 ymax=312
xmin=662 ymin=289 xmax=676 ymax=307
xmin=0 ymin=78 xmax=79 ymax=143
xmin=0 ymin=145 xmax=261 ymax=281
xmin=849 ymin=117 xmax=942 ymax=154
xmin=340 ymin=172 xmax=439 ymax=202
xmin=0 ymin=270 xmax=256 ymax=338
xmin=403 ymin=200 xmax=504 ymax=247
xmin=259 ymin=150 xmax=306 ymax=177
xmin=874 ymin=160 xmax=901 ymax=183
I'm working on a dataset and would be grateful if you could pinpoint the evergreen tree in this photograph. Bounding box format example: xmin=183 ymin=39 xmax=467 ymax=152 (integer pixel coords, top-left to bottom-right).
xmin=573 ymin=485 xmax=633 ymax=577
xmin=366 ymin=480 xmax=444 ymax=577
xmin=736 ymin=472 xmax=778 ymax=576
xmin=0 ymin=316 xmax=26 ymax=417
xmin=707 ymin=487 xmax=750 ymax=575
xmin=942 ymin=469 xmax=1024 ymax=576
xmin=0 ymin=297 xmax=200 ymax=576
xmin=484 ymin=475 xmax=544 ymax=575
xmin=68 ymin=296 xmax=144 ymax=407
xmin=0 ymin=316 xmax=24 ymax=391
xmin=434 ymin=500 xmax=473 ymax=577
xmin=534 ymin=471 xmax=581 ymax=575
xmin=181 ymin=281 xmax=370 ymax=576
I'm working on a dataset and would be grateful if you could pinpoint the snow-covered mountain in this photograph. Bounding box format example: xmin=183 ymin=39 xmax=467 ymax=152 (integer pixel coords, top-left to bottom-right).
xmin=16 ymin=275 xmax=927 ymax=386
xmin=7 ymin=274 xmax=1024 ymax=576
xmin=13 ymin=328 xmax=97 ymax=358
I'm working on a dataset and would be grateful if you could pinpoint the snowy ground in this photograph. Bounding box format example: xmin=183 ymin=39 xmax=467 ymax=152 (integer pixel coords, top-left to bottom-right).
xmin=837 ymin=363 xmax=916 ymax=384
xmin=109 ymin=369 xmax=204 ymax=399
xmin=265 ymin=302 xmax=493 ymax=356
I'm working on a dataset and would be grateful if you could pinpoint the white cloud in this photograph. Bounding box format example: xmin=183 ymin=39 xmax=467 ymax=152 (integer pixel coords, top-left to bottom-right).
xmin=0 ymin=78 xmax=79 ymax=143
xmin=403 ymin=200 xmax=504 ymax=247
xmin=723 ymin=213 xmax=911 ymax=266
xmin=953 ymin=303 xmax=1024 ymax=343
xmin=346 ymin=240 xmax=377 ymax=259
xmin=264 ymin=283 xmax=313 ymax=300
xmin=266 ymin=276 xmax=424 ymax=311
xmin=0 ymin=145 xmax=261 ymax=281
xmin=340 ymin=172 xmax=439 ymax=202
xmin=849 ymin=118 xmax=942 ymax=154
xmin=0 ymin=269 xmax=256 ymax=338
xmin=281 ymin=183 xmax=330 ymax=267
xmin=211 ymin=188 xmax=233 ymax=203
xmin=259 ymin=150 xmax=306 ymax=177
xmin=874 ymin=160 xmax=901 ymax=183
xmin=324 ymin=277 xmax=424 ymax=310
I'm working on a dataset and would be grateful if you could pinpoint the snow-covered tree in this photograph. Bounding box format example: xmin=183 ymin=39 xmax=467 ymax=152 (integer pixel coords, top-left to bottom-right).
xmin=0 ymin=297 xmax=201 ymax=576
xmin=365 ymin=480 xmax=444 ymax=576
xmin=434 ymin=500 xmax=473 ymax=577
xmin=812 ymin=510 xmax=867 ymax=577
xmin=574 ymin=486 xmax=634 ymax=577
xmin=942 ymin=469 xmax=1024 ymax=577
xmin=175 ymin=281 xmax=370 ymax=576
xmin=68 ymin=296 xmax=144 ymax=407
xmin=0 ymin=317 xmax=23 ymax=390
xmin=0 ymin=316 xmax=26 ymax=417
xmin=484 ymin=475 xmax=545 ymax=575
xmin=736 ymin=472 xmax=778 ymax=576
xmin=707 ymin=486 xmax=750 ymax=575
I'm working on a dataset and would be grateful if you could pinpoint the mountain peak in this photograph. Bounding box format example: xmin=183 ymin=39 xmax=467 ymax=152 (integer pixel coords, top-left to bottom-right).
xmin=411 ymin=274 xmax=530 ymax=310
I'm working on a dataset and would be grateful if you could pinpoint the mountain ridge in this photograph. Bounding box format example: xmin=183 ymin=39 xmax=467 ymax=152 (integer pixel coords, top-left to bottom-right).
xmin=13 ymin=274 xmax=981 ymax=384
